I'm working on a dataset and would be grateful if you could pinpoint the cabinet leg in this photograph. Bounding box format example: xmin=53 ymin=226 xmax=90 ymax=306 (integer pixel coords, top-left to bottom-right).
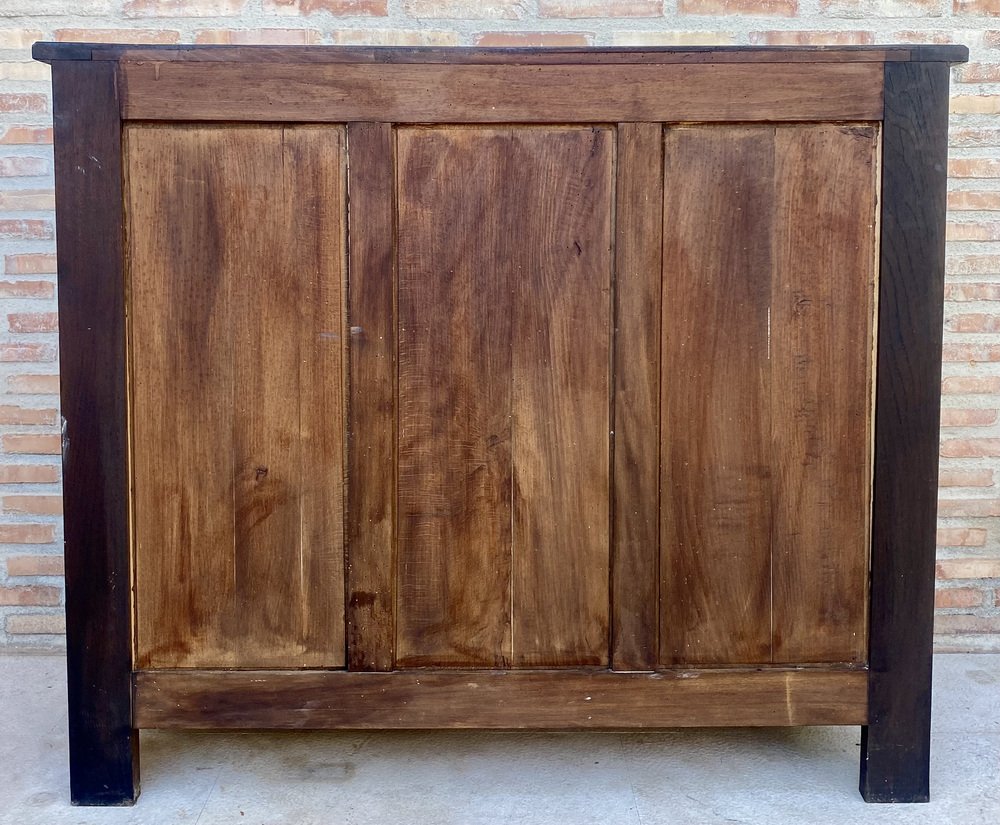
xmin=859 ymin=699 xmax=932 ymax=803
xmin=68 ymin=721 xmax=139 ymax=806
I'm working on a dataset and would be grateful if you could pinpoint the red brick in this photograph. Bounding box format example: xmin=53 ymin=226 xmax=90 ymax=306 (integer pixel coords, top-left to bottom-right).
xmin=937 ymin=558 xmax=1000 ymax=578
xmin=0 ymin=465 xmax=59 ymax=484
xmin=55 ymin=28 xmax=181 ymax=44
xmin=946 ymin=282 xmax=1000 ymax=300
xmin=6 ymin=554 xmax=63 ymax=576
xmin=685 ymin=0 xmax=797 ymax=13
xmin=329 ymin=29 xmax=461 ymax=45
xmin=0 ymin=406 xmax=57 ymax=426
xmin=939 ymin=469 xmax=995 ymax=487
xmin=6 ymin=614 xmax=65 ymax=635
xmin=952 ymin=96 xmax=1000 ymax=114
xmin=0 ymin=523 xmax=55 ymax=544
xmin=0 ymin=190 xmax=55 ymax=211
xmin=822 ymin=0 xmax=943 ymax=15
xmin=0 ymin=95 xmax=48 ymax=115
xmin=955 ymin=0 xmax=1000 ymax=12
xmin=935 ymin=587 xmax=984 ymax=608
xmin=611 ymin=31 xmax=735 ymax=45
xmin=947 ymin=257 xmax=1000 ymax=277
xmin=942 ymin=344 xmax=1000 ymax=362
xmin=936 ymin=497 xmax=1000 ymax=515
xmin=474 ymin=31 xmax=592 ymax=46
xmin=262 ymin=0 xmax=387 ymax=13
xmin=949 ymin=191 xmax=1000 ymax=211
xmin=0 ymin=281 xmax=55 ymax=299
xmin=946 ymin=313 xmax=1000 ymax=332
xmin=891 ymin=30 xmax=955 ymax=43
xmin=0 ymin=220 xmax=53 ymax=241
xmin=937 ymin=527 xmax=988 ymax=546
xmin=1 ymin=435 xmax=61 ymax=456
xmin=124 ymin=0 xmax=248 ymax=15
xmin=3 ymin=495 xmax=62 ymax=516
xmin=939 ymin=408 xmax=998 ymax=426
xmin=7 ymin=374 xmax=59 ymax=395
xmin=941 ymin=438 xmax=1000 ymax=457
xmin=0 ymin=127 xmax=52 ymax=147
xmin=0 ymin=30 xmax=44 ymax=50
xmin=5 ymin=254 xmax=56 ymax=276
xmin=943 ymin=376 xmax=1000 ymax=394
xmin=403 ymin=0 xmax=529 ymax=17
xmin=934 ymin=615 xmax=1000 ymax=635
xmin=0 ymin=158 xmax=49 ymax=178
xmin=539 ymin=0 xmax=662 ymax=15
xmin=749 ymin=30 xmax=875 ymax=45
xmin=7 ymin=313 xmax=58 ymax=333
xmin=0 ymin=585 xmax=60 ymax=607
xmin=951 ymin=128 xmax=1000 ymax=148
xmin=955 ymin=63 xmax=1000 ymax=83
xmin=0 ymin=343 xmax=57 ymax=363
xmin=948 ymin=222 xmax=1000 ymax=242
xmin=950 ymin=159 xmax=1000 ymax=178
xmin=195 ymin=29 xmax=322 ymax=44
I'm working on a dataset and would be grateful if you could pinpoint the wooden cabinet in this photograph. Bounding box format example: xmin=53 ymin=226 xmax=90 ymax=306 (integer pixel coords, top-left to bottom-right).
xmin=36 ymin=42 xmax=966 ymax=805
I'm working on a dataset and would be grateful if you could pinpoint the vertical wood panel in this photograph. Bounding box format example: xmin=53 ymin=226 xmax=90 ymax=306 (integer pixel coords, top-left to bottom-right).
xmin=345 ymin=122 xmax=397 ymax=671
xmin=395 ymin=128 xmax=514 ymax=667
xmin=129 ymin=125 xmax=346 ymax=669
xmin=771 ymin=124 xmax=878 ymax=664
xmin=660 ymin=127 xmax=774 ymax=666
xmin=511 ymin=128 xmax=613 ymax=667
xmin=611 ymin=123 xmax=664 ymax=672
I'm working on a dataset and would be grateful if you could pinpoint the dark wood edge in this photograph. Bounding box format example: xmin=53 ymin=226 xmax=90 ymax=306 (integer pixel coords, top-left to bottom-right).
xmin=133 ymin=668 xmax=868 ymax=730
xmin=52 ymin=60 xmax=138 ymax=806
xmin=860 ymin=61 xmax=952 ymax=805
xmin=32 ymin=42 xmax=969 ymax=65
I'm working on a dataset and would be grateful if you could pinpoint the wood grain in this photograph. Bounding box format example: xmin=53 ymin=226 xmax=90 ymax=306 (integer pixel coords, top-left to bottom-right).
xmin=52 ymin=58 xmax=138 ymax=806
xmin=128 ymin=125 xmax=346 ymax=669
xmin=770 ymin=124 xmax=878 ymax=664
xmin=395 ymin=128 xmax=515 ymax=668
xmin=345 ymin=122 xmax=397 ymax=671
xmin=611 ymin=123 xmax=663 ymax=672
xmin=660 ymin=127 xmax=774 ymax=666
xmin=133 ymin=667 xmax=868 ymax=730
xmin=118 ymin=62 xmax=883 ymax=123
xmin=511 ymin=128 xmax=612 ymax=667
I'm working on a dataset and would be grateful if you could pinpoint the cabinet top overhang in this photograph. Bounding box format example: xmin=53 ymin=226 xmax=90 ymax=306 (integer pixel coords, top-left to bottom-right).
xmin=33 ymin=42 xmax=968 ymax=66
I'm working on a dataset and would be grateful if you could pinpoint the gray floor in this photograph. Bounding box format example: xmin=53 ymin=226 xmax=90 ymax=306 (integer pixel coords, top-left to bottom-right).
xmin=1 ymin=655 xmax=997 ymax=824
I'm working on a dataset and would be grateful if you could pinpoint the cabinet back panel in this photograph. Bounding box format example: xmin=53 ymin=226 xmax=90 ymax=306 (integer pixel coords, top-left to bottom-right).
xmin=127 ymin=124 xmax=347 ymax=669
xmin=395 ymin=127 xmax=612 ymax=668
xmin=659 ymin=124 xmax=877 ymax=666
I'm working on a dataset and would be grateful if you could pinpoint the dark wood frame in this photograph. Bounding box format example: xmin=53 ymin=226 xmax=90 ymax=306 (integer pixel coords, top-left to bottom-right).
xmin=36 ymin=43 xmax=966 ymax=807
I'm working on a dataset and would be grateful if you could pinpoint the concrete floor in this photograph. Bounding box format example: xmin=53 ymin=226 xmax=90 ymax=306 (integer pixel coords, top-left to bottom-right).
xmin=0 ymin=655 xmax=997 ymax=824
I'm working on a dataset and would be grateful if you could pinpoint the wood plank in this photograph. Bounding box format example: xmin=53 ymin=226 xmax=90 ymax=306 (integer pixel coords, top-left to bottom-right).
xmin=511 ymin=127 xmax=613 ymax=667
xmin=52 ymin=59 xmax=138 ymax=806
xmin=611 ymin=123 xmax=663 ymax=672
xmin=660 ymin=127 xmax=774 ymax=666
xmin=345 ymin=122 xmax=396 ymax=672
xmin=395 ymin=128 xmax=514 ymax=668
xmin=129 ymin=125 xmax=346 ymax=669
xmin=770 ymin=124 xmax=878 ymax=664
xmin=133 ymin=667 xmax=868 ymax=729
xmin=118 ymin=62 xmax=883 ymax=123
xmin=860 ymin=61 xmax=951 ymax=805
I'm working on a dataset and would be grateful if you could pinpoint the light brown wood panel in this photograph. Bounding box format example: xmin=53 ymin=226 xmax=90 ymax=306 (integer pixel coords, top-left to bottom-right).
xmin=395 ymin=128 xmax=515 ymax=668
xmin=660 ymin=127 xmax=774 ymax=666
xmin=128 ymin=125 xmax=346 ymax=669
xmin=134 ymin=667 xmax=869 ymax=730
xmin=119 ymin=62 xmax=883 ymax=123
xmin=611 ymin=123 xmax=664 ymax=672
xmin=770 ymin=124 xmax=878 ymax=663
xmin=345 ymin=122 xmax=397 ymax=671
xmin=511 ymin=128 xmax=613 ymax=667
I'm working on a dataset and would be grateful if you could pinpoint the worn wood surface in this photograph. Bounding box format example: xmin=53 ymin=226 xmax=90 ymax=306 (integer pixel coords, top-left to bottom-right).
xmin=510 ymin=128 xmax=612 ymax=667
xmin=771 ymin=124 xmax=878 ymax=664
xmin=611 ymin=123 xmax=664 ymax=672
xmin=395 ymin=127 xmax=611 ymax=668
xmin=345 ymin=122 xmax=397 ymax=672
xmin=53 ymin=59 xmax=138 ymax=806
xmin=128 ymin=125 xmax=346 ymax=669
xmin=860 ymin=61 xmax=951 ymax=805
xmin=133 ymin=667 xmax=869 ymax=730
xmin=118 ymin=62 xmax=883 ymax=123
xmin=660 ymin=127 xmax=774 ymax=666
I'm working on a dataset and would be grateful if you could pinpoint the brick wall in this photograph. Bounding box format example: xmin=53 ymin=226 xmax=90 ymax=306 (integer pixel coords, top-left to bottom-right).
xmin=1 ymin=0 xmax=998 ymax=652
